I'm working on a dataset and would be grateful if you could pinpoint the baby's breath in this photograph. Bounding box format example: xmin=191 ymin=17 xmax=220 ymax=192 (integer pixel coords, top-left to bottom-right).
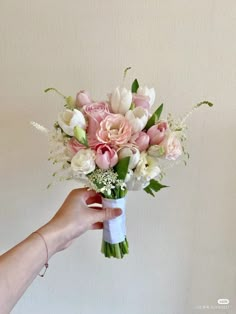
xmin=87 ymin=168 xmax=127 ymax=198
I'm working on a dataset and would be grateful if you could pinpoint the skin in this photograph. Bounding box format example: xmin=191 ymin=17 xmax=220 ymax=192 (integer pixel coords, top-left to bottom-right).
xmin=0 ymin=188 xmax=122 ymax=314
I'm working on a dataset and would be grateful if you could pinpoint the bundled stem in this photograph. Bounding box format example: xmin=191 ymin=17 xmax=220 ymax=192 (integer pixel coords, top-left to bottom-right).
xmin=101 ymin=238 xmax=129 ymax=259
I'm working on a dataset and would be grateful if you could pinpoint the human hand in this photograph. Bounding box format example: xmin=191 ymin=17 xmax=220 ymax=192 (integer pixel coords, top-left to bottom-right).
xmin=37 ymin=188 xmax=122 ymax=257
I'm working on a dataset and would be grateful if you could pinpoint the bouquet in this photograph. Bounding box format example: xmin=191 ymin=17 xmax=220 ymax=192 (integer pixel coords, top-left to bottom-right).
xmin=32 ymin=69 xmax=213 ymax=259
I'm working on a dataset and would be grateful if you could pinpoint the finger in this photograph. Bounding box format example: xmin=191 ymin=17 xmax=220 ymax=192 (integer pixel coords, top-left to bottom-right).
xmin=86 ymin=194 xmax=102 ymax=205
xmin=90 ymin=222 xmax=103 ymax=230
xmin=93 ymin=207 xmax=122 ymax=223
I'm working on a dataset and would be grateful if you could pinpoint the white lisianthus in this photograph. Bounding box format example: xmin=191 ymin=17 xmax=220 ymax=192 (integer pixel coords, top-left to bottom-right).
xmin=148 ymin=145 xmax=165 ymax=158
xmin=125 ymin=107 xmax=149 ymax=134
xmin=58 ymin=109 xmax=86 ymax=136
xmin=135 ymin=152 xmax=161 ymax=181
xmin=137 ymin=86 xmax=156 ymax=107
xmin=118 ymin=146 xmax=140 ymax=169
xmin=125 ymin=169 xmax=150 ymax=190
xmin=110 ymin=87 xmax=132 ymax=114
xmin=71 ymin=149 xmax=95 ymax=174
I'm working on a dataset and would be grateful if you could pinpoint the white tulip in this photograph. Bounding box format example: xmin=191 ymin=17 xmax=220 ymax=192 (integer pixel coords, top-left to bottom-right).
xmin=71 ymin=149 xmax=95 ymax=174
xmin=110 ymin=87 xmax=132 ymax=114
xmin=137 ymin=86 xmax=156 ymax=107
xmin=125 ymin=107 xmax=149 ymax=134
xmin=58 ymin=109 xmax=86 ymax=136
xmin=118 ymin=146 xmax=140 ymax=169
xmin=135 ymin=152 xmax=161 ymax=181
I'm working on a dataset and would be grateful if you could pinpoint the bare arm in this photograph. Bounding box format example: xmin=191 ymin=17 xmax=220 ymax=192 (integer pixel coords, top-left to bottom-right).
xmin=0 ymin=188 xmax=121 ymax=313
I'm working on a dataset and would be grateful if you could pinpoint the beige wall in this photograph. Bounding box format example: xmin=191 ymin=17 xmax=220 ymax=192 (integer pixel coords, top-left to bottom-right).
xmin=0 ymin=1 xmax=235 ymax=313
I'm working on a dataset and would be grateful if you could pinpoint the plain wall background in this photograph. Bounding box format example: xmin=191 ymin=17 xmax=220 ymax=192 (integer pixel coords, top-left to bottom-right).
xmin=0 ymin=0 xmax=235 ymax=313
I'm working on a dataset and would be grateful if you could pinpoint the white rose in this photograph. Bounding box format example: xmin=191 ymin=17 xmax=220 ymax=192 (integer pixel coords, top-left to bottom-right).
xmin=110 ymin=87 xmax=132 ymax=115
xmin=58 ymin=109 xmax=86 ymax=136
xmin=137 ymin=86 xmax=156 ymax=107
xmin=71 ymin=149 xmax=95 ymax=174
xmin=125 ymin=107 xmax=148 ymax=134
xmin=135 ymin=152 xmax=161 ymax=181
xmin=118 ymin=146 xmax=140 ymax=169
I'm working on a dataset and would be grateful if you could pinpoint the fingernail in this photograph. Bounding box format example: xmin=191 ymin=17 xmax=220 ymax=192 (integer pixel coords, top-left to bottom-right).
xmin=114 ymin=208 xmax=122 ymax=216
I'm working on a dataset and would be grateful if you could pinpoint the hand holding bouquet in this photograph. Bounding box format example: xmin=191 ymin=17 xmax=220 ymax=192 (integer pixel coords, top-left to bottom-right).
xmin=32 ymin=70 xmax=213 ymax=258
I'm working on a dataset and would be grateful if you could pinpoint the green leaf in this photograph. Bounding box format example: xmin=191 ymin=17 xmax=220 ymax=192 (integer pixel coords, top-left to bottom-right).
xmin=145 ymin=103 xmax=163 ymax=130
xmin=114 ymin=157 xmax=130 ymax=181
xmin=73 ymin=126 xmax=88 ymax=147
xmin=131 ymin=79 xmax=139 ymax=93
xmin=144 ymin=179 xmax=168 ymax=197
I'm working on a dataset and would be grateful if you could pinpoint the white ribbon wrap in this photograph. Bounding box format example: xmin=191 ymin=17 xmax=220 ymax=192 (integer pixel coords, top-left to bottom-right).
xmin=102 ymin=197 xmax=126 ymax=244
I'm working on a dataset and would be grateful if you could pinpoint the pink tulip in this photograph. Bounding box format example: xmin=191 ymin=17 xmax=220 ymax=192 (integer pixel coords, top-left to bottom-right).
xmin=147 ymin=121 xmax=168 ymax=145
xmin=95 ymin=144 xmax=118 ymax=169
xmin=132 ymin=94 xmax=151 ymax=111
xmin=76 ymin=90 xmax=92 ymax=107
xmin=130 ymin=131 xmax=150 ymax=152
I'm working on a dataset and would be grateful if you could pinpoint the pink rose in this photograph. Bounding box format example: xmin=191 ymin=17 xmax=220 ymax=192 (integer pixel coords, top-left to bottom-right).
xmin=83 ymin=102 xmax=110 ymax=148
xmin=76 ymin=90 xmax=92 ymax=107
xmin=95 ymin=144 xmax=118 ymax=169
xmin=147 ymin=121 xmax=168 ymax=145
xmin=67 ymin=137 xmax=84 ymax=157
xmin=160 ymin=132 xmax=182 ymax=160
xmin=130 ymin=131 xmax=150 ymax=152
xmin=96 ymin=114 xmax=132 ymax=146
xmin=132 ymin=94 xmax=151 ymax=111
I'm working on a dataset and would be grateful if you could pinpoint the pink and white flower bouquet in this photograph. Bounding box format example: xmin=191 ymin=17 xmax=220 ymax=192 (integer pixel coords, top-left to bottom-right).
xmin=32 ymin=70 xmax=213 ymax=259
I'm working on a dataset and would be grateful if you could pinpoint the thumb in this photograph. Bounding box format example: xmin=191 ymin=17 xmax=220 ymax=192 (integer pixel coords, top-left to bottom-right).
xmin=93 ymin=207 xmax=122 ymax=223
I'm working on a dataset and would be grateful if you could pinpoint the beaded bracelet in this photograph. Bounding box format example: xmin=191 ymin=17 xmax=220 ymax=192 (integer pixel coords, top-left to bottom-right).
xmin=33 ymin=231 xmax=49 ymax=277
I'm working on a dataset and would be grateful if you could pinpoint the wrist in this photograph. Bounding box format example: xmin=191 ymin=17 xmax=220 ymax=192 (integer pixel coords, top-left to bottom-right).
xmin=36 ymin=222 xmax=66 ymax=258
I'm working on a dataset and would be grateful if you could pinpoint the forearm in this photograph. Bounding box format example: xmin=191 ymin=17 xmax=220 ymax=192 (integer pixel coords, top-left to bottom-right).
xmin=0 ymin=224 xmax=62 ymax=314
